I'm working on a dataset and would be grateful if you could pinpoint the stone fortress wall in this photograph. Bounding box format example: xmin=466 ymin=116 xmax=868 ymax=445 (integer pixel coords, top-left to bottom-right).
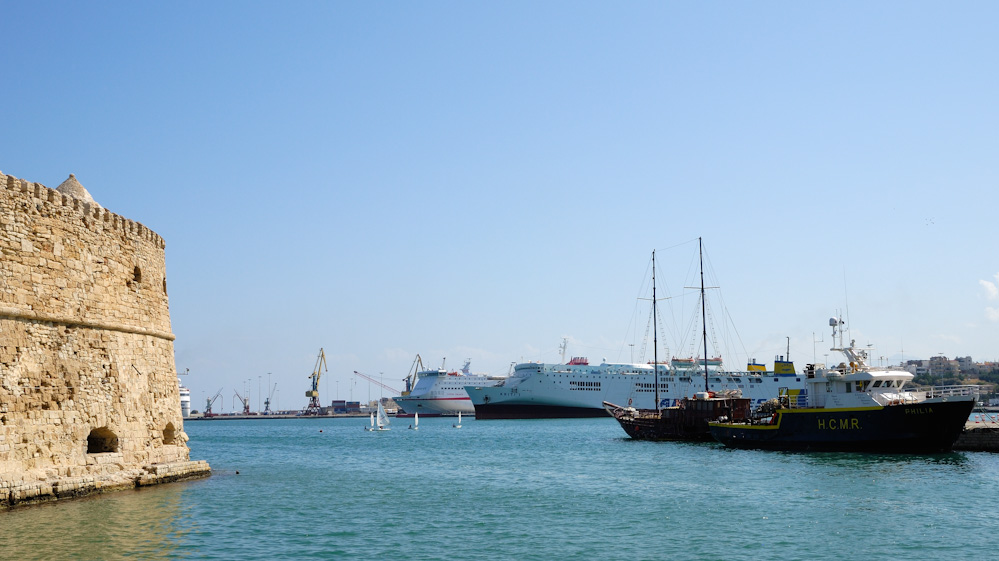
xmin=0 ymin=170 xmax=209 ymax=508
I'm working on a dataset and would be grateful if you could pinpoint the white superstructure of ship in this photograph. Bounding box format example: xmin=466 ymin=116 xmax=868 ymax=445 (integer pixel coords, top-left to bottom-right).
xmin=394 ymin=358 xmax=505 ymax=416
xmin=467 ymin=242 xmax=808 ymax=419
xmin=465 ymin=354 xmax=803 ymax=419
xmin=179 ymin=380 xmax=191 ymax=418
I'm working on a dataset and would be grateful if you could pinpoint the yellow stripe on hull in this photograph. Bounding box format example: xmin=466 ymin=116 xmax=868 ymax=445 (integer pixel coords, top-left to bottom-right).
xmin=709 ymin=406 xmax=886 ymax=430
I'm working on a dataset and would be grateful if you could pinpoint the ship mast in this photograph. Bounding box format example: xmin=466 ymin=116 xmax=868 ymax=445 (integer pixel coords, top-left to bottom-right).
xmin=652 ymin=250 xmax=660 ymax=411
xmin=699 ymin=237 xmax=709 ymax=394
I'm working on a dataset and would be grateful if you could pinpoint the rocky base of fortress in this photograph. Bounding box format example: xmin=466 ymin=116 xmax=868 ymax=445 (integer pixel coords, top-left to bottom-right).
xmin=1 ymin=460 xmax=211 ymax=509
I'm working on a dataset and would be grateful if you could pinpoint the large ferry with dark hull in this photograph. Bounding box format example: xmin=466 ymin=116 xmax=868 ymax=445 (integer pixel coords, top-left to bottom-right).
xmin=708 ymin=317 xmax=977 ymax=453
xmin=465 ymin=354 xmax=802 ymax=420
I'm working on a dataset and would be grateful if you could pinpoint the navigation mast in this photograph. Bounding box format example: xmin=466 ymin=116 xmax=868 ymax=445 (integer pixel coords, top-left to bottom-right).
xmin=653 ymin=250 xmax=660 ymax=411
xmin=699 ymin=237 xmax=709 ymax=393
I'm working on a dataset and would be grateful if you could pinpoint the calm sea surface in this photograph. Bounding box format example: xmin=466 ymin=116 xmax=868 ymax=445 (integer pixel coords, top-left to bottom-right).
xmin=3 ymin=416 xmax=999 ymax=560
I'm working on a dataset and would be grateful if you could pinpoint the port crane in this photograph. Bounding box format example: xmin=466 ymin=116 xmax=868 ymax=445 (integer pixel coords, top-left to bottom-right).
xmin=204 ymin=388 xmax=223 ymax=417
xmin=233 ymin=390 xmax=251 ymax=415
xmin=303 ymin=348 xmax=327 ymax=415
xmin=401 ymin=354 xmax=424 ymax=395
xmin=263 ymin=382 xmax=278 ymax=414
xmin=352 ymin=370 xmax=401 ymax=395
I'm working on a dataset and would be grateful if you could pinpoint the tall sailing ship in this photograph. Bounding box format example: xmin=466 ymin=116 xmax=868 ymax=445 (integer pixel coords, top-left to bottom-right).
xmin=606 ymin=240 xmax=753 ymax=440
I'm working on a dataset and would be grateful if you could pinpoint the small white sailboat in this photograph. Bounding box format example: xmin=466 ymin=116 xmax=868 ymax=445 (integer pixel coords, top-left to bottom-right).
xmin=364 ymin=411 xmax=375 ymax=431
xmin=453 ymin=411 xmax=462 ymax=429
xmin=374 ymin=401 xmax=391 ymax=431
xmin=409 ymin=412 xmax=419 ymax=430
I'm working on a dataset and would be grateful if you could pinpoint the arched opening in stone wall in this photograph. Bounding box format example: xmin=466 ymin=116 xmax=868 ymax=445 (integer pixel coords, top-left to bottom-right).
xmin=133 ymin=266 xmax=142 ymax=283
xmin=163 ymin=422 xmax=177 ymax=445
xmin=87 ymin=427 xmax=119 ymax=453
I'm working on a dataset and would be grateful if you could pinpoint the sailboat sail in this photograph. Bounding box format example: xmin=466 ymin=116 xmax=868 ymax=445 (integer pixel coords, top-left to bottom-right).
xmin=376 ymin=402 xmax=391 ymax=429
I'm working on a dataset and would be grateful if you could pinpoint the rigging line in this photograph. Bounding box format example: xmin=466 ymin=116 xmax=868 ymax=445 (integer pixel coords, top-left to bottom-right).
xmin=637 ymin=251 xmax=680 ymax=364
xmin=639 ymin=307 xmax=652 ymax=363
xmin=651 ymin=252 xmax=677 ymax=360
xmin=627 ymin=253 xmax=656 ymax=363
xmin=696 ymin=240 xmax=738 ymax=362
xmin=720 ymin=303 xmax=751 ymax=366
xmin=656 ymin=237 xmax=701 ymax=254
xmin=656 ymin=301 xmax=671 ymax=361
xmin=843 ymin=267 xmax=852 ymax=343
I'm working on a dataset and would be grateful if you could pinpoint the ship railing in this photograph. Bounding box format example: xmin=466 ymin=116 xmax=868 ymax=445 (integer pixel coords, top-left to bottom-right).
xmin=918 ymin=384 xmax=984 ymax=399
xmin=872 ymin=392 xmax=922 ymax=406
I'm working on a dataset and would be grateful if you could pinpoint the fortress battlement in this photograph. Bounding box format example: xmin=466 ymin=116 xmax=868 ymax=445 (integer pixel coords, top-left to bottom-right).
xmin=2 ymin=172 xmax=165 ymax=249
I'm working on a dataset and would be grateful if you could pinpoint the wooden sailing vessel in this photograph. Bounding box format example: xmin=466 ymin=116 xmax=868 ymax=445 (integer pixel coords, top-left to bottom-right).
xmin=606 ymin=239 xmax=751 ymax=441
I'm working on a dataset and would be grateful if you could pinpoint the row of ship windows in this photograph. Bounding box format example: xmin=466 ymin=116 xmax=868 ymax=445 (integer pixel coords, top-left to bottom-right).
xmin=553 ymin=375 xmax=771 ymax=384
xmin=569 ymin=381 xmax=602 ymax=390
xmin=635 ymin=384 xmax=759 ymax=392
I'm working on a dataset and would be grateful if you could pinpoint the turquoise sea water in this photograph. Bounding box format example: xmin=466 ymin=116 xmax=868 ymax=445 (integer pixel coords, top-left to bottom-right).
xmin=3 ymin=417 xmax=999 ymax=560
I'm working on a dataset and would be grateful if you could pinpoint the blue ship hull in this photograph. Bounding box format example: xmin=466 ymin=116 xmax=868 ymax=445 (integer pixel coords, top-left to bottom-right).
xmin=709 ymin=399 xmax=974 ymax=453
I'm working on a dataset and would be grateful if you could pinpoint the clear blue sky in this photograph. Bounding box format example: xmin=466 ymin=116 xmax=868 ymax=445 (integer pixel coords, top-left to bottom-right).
xmin=4 ymin=1 xmax=998 ymax=412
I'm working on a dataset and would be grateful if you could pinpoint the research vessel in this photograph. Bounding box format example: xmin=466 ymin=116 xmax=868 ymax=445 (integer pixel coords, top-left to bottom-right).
xmin=395 ymin=359 xmax=505 ymax=416
xmin=708 ymin=317 xmax=977 ymax=453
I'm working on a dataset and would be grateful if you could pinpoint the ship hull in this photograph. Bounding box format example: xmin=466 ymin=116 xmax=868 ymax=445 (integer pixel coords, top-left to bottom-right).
xmin=472 ymin=402 xmax=610 ymax=419
xmin=606 ymin=398 xmax=752 ymax=441
xmin=394 ymin=396 xmax=476 ymax=415
xmin=709 ymin=398 xmax=974 ymax=453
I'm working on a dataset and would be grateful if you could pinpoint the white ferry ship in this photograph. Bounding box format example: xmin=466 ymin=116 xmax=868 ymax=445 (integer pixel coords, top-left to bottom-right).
xmin=465 ymin=356 xmax=804 ymax=419
xmin=395 ymin=359 xmax=505 ymax=416
xmin=179 ymin=380 xmax=191 ymax=418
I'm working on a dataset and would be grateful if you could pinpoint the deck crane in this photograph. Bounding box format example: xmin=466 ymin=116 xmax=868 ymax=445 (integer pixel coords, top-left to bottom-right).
xmin=304 ymin=348 xmax=327 ymax=416
xmin=204 ymin=388 xmax=223 ymax=417
xmin=352 ymin=370 xmax=401 ymax=395
xmin=263 ymin=383 xmax=278 ymax=414
xmin=401 ymin=354 xmax=424 ymax=395
xmin=233 ymin=390 xmax=251 ymax=415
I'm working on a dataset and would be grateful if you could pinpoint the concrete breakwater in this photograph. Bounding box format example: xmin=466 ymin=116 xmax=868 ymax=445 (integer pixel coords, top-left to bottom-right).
xmin=954 ymin=426 xmax=999 ymax=452
xmin=1 ymin=171 xmax=209 ymax=509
